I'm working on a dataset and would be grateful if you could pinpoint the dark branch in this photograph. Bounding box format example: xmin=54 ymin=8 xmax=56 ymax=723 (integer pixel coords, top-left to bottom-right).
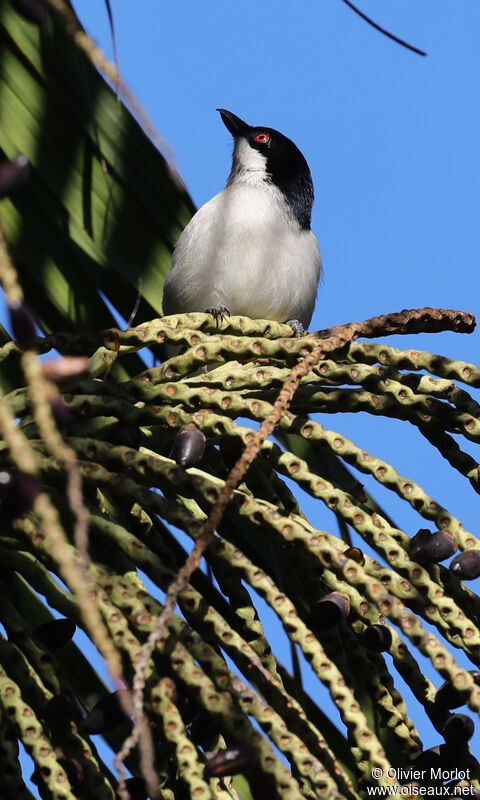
xmin=341 ymin=0 xmax=427 ymax=57
xmin=103 ymin=0 xmax=120 ymax=96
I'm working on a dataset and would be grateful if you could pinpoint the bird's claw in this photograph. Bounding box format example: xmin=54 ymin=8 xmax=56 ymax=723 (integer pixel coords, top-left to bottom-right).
xmin=285 ymin=319 xmax=305 ymax=338
xmin=205 ymin=305 xmax=231 ymax=326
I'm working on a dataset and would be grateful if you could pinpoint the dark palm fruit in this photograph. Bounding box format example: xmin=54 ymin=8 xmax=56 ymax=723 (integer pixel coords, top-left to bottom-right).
xmin=450 ymin=551 xmax=480 ymax=580
xmin=362 ymin=624 xmax=392 ymax=653
xmin=58 ymin=758 xmax=84 ymax=789
xmin=0 ymin=471 xmax=40 ymax=523
xmin=84 ymin=691 xmax=129 ymax=734
xmin=44 ymin=693 xmax=81 ymax=729
xmin=0 ymin=154 xmax=30 ymax=197
xmin=435 ymin=671 xmax=480 ymax=710
xmin=409 ymin=529 xmax=457 ymax=563
xmin=204 ymin=743 xmax=258 ymax=779
xmin=33 ymin=618 xmax=76 ymax=652
xmin=308 ymin=592 xmax=350 ymax=632
xmin=8 ymin=299 xmax=38 ymax=350
xmin=412 ymin=744 xmax=460 ymax=773
xmin=344 ymin=546 xmax=365 ymax=565
xmin=170 ymin=424 xmax=206 ymax=467
xmin=9 ymin=0 xmax=46 ymax=24
xmin=118 ymin=777 xmax=148 ymax=800
xmin=49 ymin=397 xmax=75 ymax=429
xmin=41 ymin=356 xmax=90 ymax=383
xmin=442 ymin=713 xmax=475 ymax=744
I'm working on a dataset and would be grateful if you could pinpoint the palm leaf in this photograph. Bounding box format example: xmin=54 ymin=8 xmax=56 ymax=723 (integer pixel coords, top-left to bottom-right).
xmin=0 ymin=2 xmax=194 ymax=342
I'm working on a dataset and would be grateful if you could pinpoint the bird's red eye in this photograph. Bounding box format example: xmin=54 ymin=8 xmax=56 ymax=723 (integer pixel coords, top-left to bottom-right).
xmin=255 ymin=132 xmax=270 ymax=144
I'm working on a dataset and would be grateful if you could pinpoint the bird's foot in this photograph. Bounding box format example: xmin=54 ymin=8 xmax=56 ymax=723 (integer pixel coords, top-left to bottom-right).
xmin=205 ymin=305 xmax=231 ymax=326
xmin=285 ymin=319 xmax=305 ymax=338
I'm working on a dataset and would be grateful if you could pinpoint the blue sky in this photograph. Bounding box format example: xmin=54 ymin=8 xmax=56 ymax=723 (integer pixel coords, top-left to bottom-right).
xmin=7 ymin=0 xmax=480 ymax=794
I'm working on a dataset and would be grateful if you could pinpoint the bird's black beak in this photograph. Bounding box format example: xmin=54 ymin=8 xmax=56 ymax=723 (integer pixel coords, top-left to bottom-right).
xmin=217 ymin=109 xmax=251 ymax=138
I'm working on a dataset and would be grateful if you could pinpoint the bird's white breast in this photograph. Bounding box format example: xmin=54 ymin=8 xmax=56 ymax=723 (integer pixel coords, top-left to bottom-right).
xmin=163 ymin=176 xmax=322 ymax=328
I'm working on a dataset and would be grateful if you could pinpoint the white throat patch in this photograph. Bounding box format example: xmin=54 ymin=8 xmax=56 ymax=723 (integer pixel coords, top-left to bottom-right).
xmin=232 ymin=138 xmax=268 ymax=181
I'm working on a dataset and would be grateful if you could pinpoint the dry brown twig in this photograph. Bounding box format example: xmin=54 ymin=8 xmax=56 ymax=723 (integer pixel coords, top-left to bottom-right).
xmin=115 ymin=306 xmax=475 ymax=793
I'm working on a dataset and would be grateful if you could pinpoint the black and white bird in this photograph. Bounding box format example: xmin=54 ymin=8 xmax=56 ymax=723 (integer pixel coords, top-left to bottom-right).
xmin=162 ymin=109 xmax=322 ymax=336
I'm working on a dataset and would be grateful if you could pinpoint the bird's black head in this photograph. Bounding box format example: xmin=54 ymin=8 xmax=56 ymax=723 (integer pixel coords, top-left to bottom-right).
xmin=217 ymin=109 xmax=314 ymax=230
